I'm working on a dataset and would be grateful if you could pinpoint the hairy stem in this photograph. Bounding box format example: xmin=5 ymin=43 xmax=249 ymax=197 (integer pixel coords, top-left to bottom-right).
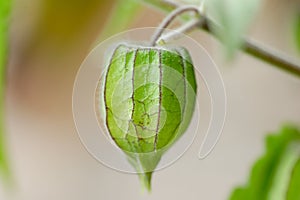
xmin=142 ymin=0 xmax=300 ymax=78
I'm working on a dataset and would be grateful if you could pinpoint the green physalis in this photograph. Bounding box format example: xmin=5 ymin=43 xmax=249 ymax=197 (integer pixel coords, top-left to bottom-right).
xmin=97 ymin=43 xmax=197 ymax=191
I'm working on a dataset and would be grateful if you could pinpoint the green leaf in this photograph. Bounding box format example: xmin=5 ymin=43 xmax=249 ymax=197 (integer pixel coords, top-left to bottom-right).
xmin=180 ymin=0 xmax=201 ymax=4
xmin=99 ymin=0 xmax=141 ymax=41
xmin=97 ymin=44 xmax=197 ymax=191
xmin=286 ymin=158 xmax=300 ymax=199
xmin=229 ymin=126 xmax=300 ymax=200
xmin=207 ymin=0 xmax=260 ymax=59
xmin=0 ymin=0 xmax=11 ymax=181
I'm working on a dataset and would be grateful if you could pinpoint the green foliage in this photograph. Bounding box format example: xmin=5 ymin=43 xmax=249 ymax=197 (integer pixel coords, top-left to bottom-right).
xmin=207 ymin=0 xmax=259 ymax=59
xmin=180 ymin=0 xmax=201 ymax=4
xmin=141 ymin=0 xmax=175 ymax=13
xmin=99 ymin=0 xmax=141 ymax=40
xmin=0 ymin=0 xmax=11 ymax=180
xmin=98 ymin=44 xmax=197 ymax=191
xmin=229 ymin=126 xmax=300 ymax=200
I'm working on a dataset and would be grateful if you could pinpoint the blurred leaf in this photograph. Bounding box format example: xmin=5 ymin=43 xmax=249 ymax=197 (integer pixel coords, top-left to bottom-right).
xmin=295 ymin=14 xmax=300 ymax=52
xmin=141 ymin=0 xmax=175 ymax=13
xmin=30 ymin=0 xmax=110 ymax=53
xmin=207 ymin=0 xmax=260 ymax=59
xmin=229 ymin=126 xmax=300 ymax=200
xmin=99 ymin=0 xmax=141 ymax=41
xmin=0 ymin=0 xmax=11 ymax=180
xmin=180 ymin=0 xmax=201 ymax=4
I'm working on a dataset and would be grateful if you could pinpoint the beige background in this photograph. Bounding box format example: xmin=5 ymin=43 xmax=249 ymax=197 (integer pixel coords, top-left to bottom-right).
xmin=0 ymin=0 xmax=300 ymax=199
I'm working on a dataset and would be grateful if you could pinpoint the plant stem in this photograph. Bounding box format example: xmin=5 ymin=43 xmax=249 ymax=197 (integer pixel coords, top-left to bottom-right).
xmin=150 ymin=5 xmax=201 ymax=46
xmin=243 ymin=38 xmax=300 ymax=77
xmin=142 ymin=0 xmax=300 ymax=78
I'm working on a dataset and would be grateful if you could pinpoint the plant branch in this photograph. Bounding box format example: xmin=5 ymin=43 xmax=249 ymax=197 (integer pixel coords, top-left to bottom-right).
xmin=142 ymin=0 xmax=300 ymax=78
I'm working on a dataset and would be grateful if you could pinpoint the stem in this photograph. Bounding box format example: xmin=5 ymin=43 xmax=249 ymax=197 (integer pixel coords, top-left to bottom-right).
xmin=243 ymin=38 xmax=300 ymax=77
xmin=143 ymin=0 xmax=300 ymax=78
xmin=150 ymin=5 xmax=201 ymax=46
xmin=158 ymin=18 xmax=205 ymax=44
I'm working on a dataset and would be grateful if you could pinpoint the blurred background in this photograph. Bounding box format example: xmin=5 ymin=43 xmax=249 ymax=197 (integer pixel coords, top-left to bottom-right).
xmin=0 ymin=0 xmax=300 ymax=199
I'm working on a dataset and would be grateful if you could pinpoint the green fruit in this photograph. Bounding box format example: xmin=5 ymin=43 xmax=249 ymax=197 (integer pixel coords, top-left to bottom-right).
xmin=97 ymin=44 xmax=197 ymax=191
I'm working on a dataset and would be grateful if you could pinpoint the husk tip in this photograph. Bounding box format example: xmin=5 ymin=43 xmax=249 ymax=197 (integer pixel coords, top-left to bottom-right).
xmin=139 ymin=172 xmax=152 ymax=193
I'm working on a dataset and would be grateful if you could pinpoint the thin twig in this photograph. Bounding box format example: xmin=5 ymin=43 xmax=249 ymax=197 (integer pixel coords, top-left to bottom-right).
xmin=150 ymin=5 xmax=201 ymax=46
xmin=159 ymin=18 xmax=205 ymax=44
xmin=142 ymin=0 xmax=300 ymax=78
